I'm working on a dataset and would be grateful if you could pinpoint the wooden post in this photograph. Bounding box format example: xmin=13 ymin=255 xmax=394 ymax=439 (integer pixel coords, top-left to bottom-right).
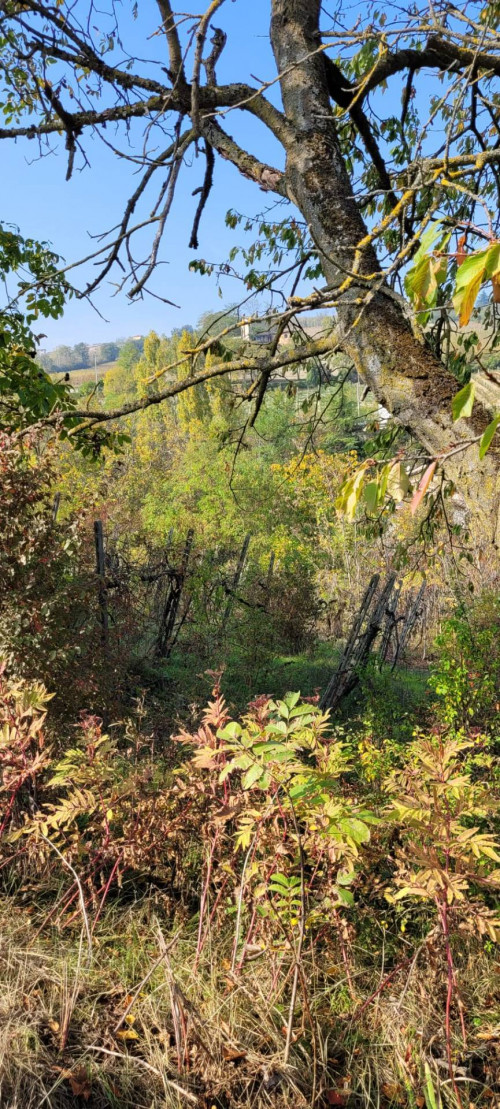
xmin=392 ymin=582 xmax=426 ymax=669
xmin=266 ymin=550 xmax=275 ymax=589
xmin=378 ymin=580 xmax=401 ymax=665
xmin=221 ymin=534 xmax=251 ymax=630
xmin=94 ymin=519 xmax=109 ymax=650
xmin=320 ymin=574 xmax=379 ymax=711
xmin=155 ymin=529 xmax=194 ymax=658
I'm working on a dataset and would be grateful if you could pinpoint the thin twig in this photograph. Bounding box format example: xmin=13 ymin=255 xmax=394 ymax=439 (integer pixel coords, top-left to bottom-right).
xmin=87 ymin=1046 xmax=199 ymax=1103
xmin=114 ymin=928 xmax=182 ymax=1033
xmin=40 ymin=833 xmax=92 ymax=965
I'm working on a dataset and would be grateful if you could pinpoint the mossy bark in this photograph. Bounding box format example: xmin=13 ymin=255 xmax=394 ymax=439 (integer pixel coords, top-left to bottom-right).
xmin=270 ymin=0 xmax=500 ymax=546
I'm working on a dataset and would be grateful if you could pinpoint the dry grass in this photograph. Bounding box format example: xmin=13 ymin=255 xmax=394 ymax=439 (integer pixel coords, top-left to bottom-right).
xmin=0 ymin=897 xmax=307 ymax=1108
xmin=0 ymin=894 xmax=499 ymax=1109
xmin=49 ymin=363 xmax=117 ymax=388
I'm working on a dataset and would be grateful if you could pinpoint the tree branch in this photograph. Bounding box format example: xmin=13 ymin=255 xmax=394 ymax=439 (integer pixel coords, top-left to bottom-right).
xmin=191 ymin=0 xmax=226 ymax=137
xmin=359 ymin=34 xmax=500 ymax=99
xmin=189 ymin=140 xmax=215 ymax=249
xmin=201 ymin=117 xmax=285 ymax=194
xmin=324 ymin=56 xmax=400 ymax=212
xmin=155 ymin=0 xmax=187 ymax=86
xmin=49 ymin=332 xmax=340 ymax=429
xmin=0 ymin=95 xmax=170 ymax=140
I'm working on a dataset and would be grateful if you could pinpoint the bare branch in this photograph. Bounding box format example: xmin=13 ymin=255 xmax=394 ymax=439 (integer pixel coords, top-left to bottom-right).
xmin=201 ymin=116 xmax=285 ymax=194
xmin=155 ymin=0 xmax=187 ymax=86
xmin=360 ymin=34 xmax=500 ymax=100
xmin=189 ymin=140 xmax=215 ymax=249
xmin=192 ymin=0 xmax=226 ymax=136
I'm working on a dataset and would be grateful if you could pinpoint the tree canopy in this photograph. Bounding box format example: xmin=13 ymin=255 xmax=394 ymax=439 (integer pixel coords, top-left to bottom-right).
xmin=2 ymin=1 xmax=500 ymax=537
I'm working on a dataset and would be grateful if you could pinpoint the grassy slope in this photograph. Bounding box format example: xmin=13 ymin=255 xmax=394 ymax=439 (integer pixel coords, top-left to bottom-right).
xmin=50 ymin=362 xmax=118 ymax=387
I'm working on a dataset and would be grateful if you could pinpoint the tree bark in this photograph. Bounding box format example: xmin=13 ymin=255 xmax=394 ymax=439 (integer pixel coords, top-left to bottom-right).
xmin=270 ymin=0 xmax=500 ymax=545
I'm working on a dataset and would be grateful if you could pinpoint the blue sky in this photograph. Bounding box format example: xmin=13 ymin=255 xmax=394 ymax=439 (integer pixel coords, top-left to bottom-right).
xmin=0 ymin=0 xmax=465 ymax=350
xmin=0 ymin=0 xmax=288 ymax=347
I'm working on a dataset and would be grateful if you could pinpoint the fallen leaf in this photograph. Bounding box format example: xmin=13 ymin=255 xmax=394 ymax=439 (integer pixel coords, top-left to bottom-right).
xmin=222 ymin=1047 xmax=247 ymax=1062
xmin=51 ymin=1067 xmax=73 ymax=1079
xmin=381 ymin=1082 xmax=405 ymax=1104
xmin=326 ymin=1092 xmax=346 ymax=1106
xmin=116 ymin=1028 xmax=140 ymax=1041
xmin=69 ymin=1066 xmax=92 ymax=1100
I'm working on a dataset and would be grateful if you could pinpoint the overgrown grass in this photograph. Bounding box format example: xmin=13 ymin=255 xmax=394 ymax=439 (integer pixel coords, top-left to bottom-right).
xmin=129 ymin=641 xmax=339 ymax=719
xmin=0 ymin=897 xmax=498 ymax=1109
xmin=130 ymin=641 xmax=428 ymax=744
xmin=2 ymin=606 xmax=496 ymax=1109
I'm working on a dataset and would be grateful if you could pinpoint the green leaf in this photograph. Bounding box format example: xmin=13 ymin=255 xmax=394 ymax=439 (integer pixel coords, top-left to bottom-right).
xmin=363 ymin=480 xmax=379 ymax=514
xmin=338 ymin=817 xmax=371 ymax=844
xmin=337 ymin=870 xmax=356 ymax=886
xmin=217 ymin=722 xmax=242 ymax=740
xmin=479 ymin=414 xmax=500 ymax=459
xmin=275 ymin=699 xmax=290 ymax=719
xmin=405 ymin=255 xmax=438 ymax=310
xmin=288 ymin=703 xmax=317 ymax=719
xmin=341 ymin=464 xmax=369 ymax=520
xmin=413 ymin=221 xmax=442 ymax=263
xmin=452 ymin=380 xmax=475 ymax=421
xmin=424 ymin=1062 xmax=441 ymax=1109
xmin=404 ymin=225 xmax=450 ymax=321
xmin=268 ymin=872 xmax=290 ymax=888
xmin=484 ymin=241 xmax=500 ymax=280
xmin=454 ymin=247 xmax=492 ymax=291
xmin=387 ymin=462 xmax=410 ymax=502
xmin=241 ymin=762 xmax=263 ymax=789
xmin=453 ymin=244 xmax=500 ymax=326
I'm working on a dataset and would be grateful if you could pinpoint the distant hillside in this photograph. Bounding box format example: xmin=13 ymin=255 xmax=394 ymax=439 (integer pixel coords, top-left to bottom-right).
xmin=38 ymin=335 xmax=144 ymax=375
xmin=50 ymin=361 xmax=118 ymax=387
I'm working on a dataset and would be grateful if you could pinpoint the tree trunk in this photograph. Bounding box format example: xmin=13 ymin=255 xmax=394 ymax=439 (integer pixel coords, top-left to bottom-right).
xmin=270 ymin=0 xmax=500 ymax=546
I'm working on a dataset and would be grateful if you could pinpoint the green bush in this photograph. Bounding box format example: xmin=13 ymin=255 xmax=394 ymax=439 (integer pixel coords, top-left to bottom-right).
xmin=430 ymin=595 xmax=500 ymax=732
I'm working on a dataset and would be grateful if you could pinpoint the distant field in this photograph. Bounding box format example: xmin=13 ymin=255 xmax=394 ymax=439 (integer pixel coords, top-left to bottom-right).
xmin=50 ymin=361 xmax=118 ymax=387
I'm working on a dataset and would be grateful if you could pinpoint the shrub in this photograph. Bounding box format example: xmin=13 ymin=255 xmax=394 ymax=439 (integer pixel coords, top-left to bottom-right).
xmin=430 ymin=595 xmax=500 ymax=732
xmin=0 ymin=433 xmax=81 ymax=683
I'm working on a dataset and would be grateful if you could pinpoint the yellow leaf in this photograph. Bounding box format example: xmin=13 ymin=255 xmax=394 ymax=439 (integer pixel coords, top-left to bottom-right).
xmin=116 ymin=1028 xmax=140 ymax=1041
xmin=457 ymin=272 xmax=483 ymax=326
